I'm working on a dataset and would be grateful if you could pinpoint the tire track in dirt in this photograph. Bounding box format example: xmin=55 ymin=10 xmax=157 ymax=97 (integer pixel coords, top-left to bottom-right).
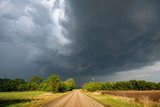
xmin=44 ymin=90 xmax=105 ymax=107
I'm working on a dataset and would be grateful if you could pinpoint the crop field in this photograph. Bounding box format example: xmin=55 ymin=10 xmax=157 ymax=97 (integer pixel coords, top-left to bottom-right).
xmin=101 ymin=90 xmax=160 ymax=103
xmin=84 ymin=90 xmax=160 ymax=107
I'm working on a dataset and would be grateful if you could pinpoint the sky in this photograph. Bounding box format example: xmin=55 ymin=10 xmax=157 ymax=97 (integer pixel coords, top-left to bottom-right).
xmin=0 ymin=0 xmax=160 ymax=83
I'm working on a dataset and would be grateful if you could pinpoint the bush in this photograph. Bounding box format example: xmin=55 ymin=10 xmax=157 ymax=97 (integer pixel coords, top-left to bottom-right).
xmin=64 ymin=78 xmax=75 ymax=91
xmin=83 ymin=82 xmax=102 ymax=92
xmin=59 ymin=82 xmax=68 ymax=92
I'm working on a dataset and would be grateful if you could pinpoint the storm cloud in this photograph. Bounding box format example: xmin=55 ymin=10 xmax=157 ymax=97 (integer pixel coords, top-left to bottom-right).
xmin=0 ymin=0 xmax=160 ymax=82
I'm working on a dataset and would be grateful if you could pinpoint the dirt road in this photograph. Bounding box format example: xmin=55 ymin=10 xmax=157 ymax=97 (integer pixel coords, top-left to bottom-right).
xmin=44 ymin=90 xmax=104 ymax=107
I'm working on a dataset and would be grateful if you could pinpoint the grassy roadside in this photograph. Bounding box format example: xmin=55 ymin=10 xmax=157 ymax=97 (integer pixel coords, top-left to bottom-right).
xmin=82 ymin=90 xmax=144 ymax=107
xmin=0 ymin=91 xmax=68 ymax=107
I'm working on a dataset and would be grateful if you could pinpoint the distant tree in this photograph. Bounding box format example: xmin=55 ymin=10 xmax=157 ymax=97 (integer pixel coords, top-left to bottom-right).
xmin=146 ymin=82 xmax=156 ymax=90
xmin=113 ymin=81 xmax=126 ymax=90
xmin=0 ymin=78 xmax=16 ymax=92
xmin=15 ymin=78 xmax=26 ymax=91
xmin=58 ymin=82 xmax=68 ymax=92
xmin=137 ymin=80 xmax=147 ymax=90
xmin=82 ymin=82 xmax=102 ymax=92
xmin=28 ymin=76 xmax=43 ymax=84
xmin=15 ymin=78 xmax=25 ymax=84
xmin=27 ymin=76 xmax=43 ymax=91
xmin=128 ymin=80 xmax=139 ymax=90
xmin=64 ymin=78 xmax=75 ymax=91
xmin=38 ymin=81 xmax=48 ymax=91
xmin=156 ymin=83 xmax=160 ymax=90
xmin=127 ymin=81 xmax=134 ymax=90
xmin=45 ymin=74 xmax=61 ymax=93
xmin=17 ymin=83 xmax=27 ymax=91
xmin=82 ymin=80 xmax=160 ymax=91
xmin=101 ymin=82 xmax=113 ymax=90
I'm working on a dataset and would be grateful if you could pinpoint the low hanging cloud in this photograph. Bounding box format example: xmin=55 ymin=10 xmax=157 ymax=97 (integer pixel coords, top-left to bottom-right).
xmin=113 ymin=61 xmax=160 ymax=81
xmin=0 ymin=0 xmax=160 ymax=82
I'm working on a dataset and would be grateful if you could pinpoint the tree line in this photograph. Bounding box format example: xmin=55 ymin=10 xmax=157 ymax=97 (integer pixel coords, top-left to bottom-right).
xmin=0 ymin=74 xmax=75 ymax=93
xmin=1 ymin=76 xmax=160 ymax=92
xmin=82 ymin=80 xmax=160 ymax=92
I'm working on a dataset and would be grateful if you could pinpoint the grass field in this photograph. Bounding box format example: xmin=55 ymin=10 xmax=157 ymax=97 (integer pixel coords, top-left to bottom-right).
xmin=0 ymin=91 xmax=68 ymax=107
xmin=83 ymin=90 xmax=160 ymax=107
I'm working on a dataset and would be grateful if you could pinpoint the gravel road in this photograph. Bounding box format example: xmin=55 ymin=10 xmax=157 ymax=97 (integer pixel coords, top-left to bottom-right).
xmin=44 ymin=90 xmax=104 ymax=107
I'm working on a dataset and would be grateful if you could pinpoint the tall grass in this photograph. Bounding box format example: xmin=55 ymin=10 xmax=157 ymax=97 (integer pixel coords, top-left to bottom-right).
xmin=0 ymin=91 xmax=67 ymax=107
xmin=83 ymin=91 xmax=160 ymax=107
xmin=0 ymin=91 xmax=46 ymax=99
xmin=100 ymin=90 xmax=160 ymax=107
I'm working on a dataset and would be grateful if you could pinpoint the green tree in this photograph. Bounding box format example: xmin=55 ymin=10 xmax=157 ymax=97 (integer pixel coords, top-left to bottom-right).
xmin=45 ymin=74 xmax=61 ymax=93
xmin=27 ymin=76 xmax=43 ymax=91
xmin=137 ymin=80 xmax=147 ymax=90
xmin=18 ymin=83 xmax=27 ymax=91
xmin=58 ymin=82 xmax=68 ymax=92
xmin=82 ymin=82 xmax=102 ymax=92
xmin=146 ymin=82 xmax=156 ymax=90
xmin=101 ymin=82 xmax=113 ymax=90
xmin=64 ymin=78 xmax=75 ymax=91
xmin=156 ymin=83 xmax=160 ymax=90
xmin=15 ymin=78 xmax=26 ymax=91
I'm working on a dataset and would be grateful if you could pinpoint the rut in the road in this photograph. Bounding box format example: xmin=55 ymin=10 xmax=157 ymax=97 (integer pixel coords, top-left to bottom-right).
xmin=43 ymin=90 xmax=105 ymax=107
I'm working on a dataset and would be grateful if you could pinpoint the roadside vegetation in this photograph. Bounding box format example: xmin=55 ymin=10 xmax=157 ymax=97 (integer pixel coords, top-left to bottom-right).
xmin=82 ymin=80 xmax=160 ymax=107
xmin=0 ymin=91 xmax=68 ymax=107
xmin=82 ymin=80 xmax=160 ymax=92
xmin=84 ymin=90 xmax=160 ymax=107
xmin=83 ymin=90 xmax=142 ymax=107
xmin=0 ymin=74 xmax=75 ymax=107
xmin=0 ymin=74 xmax=75 ymax=92
xmin=1 ymin=76 xmax=160 ymax=107
xmin=101 ymin=90 xmax=160 ymax=103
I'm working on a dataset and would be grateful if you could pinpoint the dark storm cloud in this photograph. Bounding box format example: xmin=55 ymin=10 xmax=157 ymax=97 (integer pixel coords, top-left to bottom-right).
xmin=68 ymin=0 xmax=160 ymax=76
xmin=0 ymin=0 xmax=160 ymax=81
xmin=0 ymin=0 xmax=74 ymax=79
